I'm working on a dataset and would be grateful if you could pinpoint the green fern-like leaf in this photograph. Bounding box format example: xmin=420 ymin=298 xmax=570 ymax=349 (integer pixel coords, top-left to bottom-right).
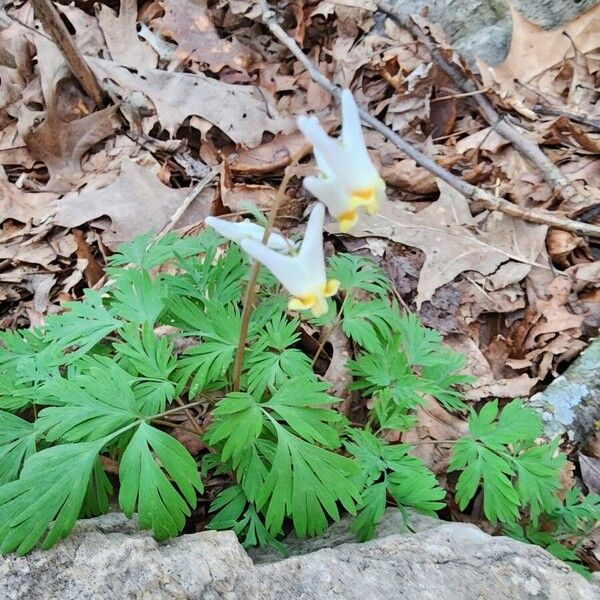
xmin=328 ymin=254 xmax=390 ymax=297
xmin=346 ymin=429 xmax=444 ymax=541
xmin=0 ymin=437 xmax=108 ymax=554
xmin=119 ymin=422 xmax=203 ymax=540
xmin=0 ymin=412 xmax=36 ymax=484
xmin=449 ymin=399 xmax=564 ymax=526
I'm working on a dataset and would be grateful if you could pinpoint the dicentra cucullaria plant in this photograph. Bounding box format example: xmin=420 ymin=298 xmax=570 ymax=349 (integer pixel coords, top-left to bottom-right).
xmin=0 ymin=91 xmax=598 ymax=576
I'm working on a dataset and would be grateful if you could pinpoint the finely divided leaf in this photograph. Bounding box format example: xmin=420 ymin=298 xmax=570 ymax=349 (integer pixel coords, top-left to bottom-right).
xmin=328 ymin=254 xmax=390 ymax=297
xmin=0 ymin=412 xmax=36 ymax=484
xmin=119 ymin=422 xmax=203 ymax=540
xmin=0 ymin=438 xmax=107 ymax=554
xmin=36 ymin=359 xmax=141 ymax=442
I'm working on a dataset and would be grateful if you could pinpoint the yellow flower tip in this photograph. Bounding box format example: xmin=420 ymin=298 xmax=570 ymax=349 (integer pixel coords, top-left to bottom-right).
xmin=337 ymin=209 xmax=358 ymax=233
xmin=350 ymin=187 xmax=377 ymax=208
xmin=288 ymin=295 xmax=316 ymax=312
xmin=365 ymin=199 xmax=379 ymax=215
xmin=323 ymin=279 xmax=340 ymax=297
xmin=310 ymin=296 xmax=329 ymax=317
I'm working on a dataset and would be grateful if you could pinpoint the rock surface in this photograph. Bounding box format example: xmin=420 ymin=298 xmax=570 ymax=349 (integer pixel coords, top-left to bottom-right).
xmin=389 ymin=0 xmax=599 ymax=65
xmin=1 ymin=510 xmax=599 ymax=600
xmin=527 ymin=338 xmax=600 ymax=445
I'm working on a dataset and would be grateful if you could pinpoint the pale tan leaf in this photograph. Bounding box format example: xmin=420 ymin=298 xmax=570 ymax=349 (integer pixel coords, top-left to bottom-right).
xmin=477 ymin=2 xmax=600 ymax=95
xmin=445 ymin=334 xmax=538 ymax=401
xmin=579 ymin=453 xmax=600 ymax=494
xmin=97 ymin=0 xmax=157 ymax=70
xmin=151 ymin=0 xmax=252 ymax=72
xmin=23 ymin=104 xmax=118 ymax=193
xmin=0 ymin=180 xmax=57 ymax=224
xmin=53 ymin=160 xmax=203 ymax=249
xmin=337 ymin=179 xmax=548 ymax=306
xmin=402 ymin=397 xmax=468 ymax=473
xmin=88 ymin=57 xmax=291 ymax=146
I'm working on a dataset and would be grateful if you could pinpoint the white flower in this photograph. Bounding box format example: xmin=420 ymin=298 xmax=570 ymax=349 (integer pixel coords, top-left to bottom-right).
xmin=297 ymin=89 xmax=386 ymax=232
xmin=240 ymin=203 xmax=339 ymax=317
xmin=204 ymin=216 xmax=295 ymax=254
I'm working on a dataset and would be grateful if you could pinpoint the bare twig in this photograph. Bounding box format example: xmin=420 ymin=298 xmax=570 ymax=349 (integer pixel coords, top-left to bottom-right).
xmin=29 ymin=0 xmax=104 ymax=106
xmin=156 ymin=167 xmax=220 ymax=240
xmin=258 ymin=1 xmax=600 ymax=239
xmin=375 ymin=0 xmax=584 ymax=206
xmin=533 ymin=104 xmax=600 ymax=130
xmin=232 ymin=148 xmax=308 ymax=391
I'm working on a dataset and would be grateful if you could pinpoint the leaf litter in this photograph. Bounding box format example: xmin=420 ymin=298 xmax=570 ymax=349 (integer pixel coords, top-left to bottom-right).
xmin=1 ymin=0 xmax=600 ymax=567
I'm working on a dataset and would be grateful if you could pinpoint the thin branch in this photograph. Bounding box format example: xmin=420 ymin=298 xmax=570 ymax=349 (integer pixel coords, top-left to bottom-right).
xmin=156 ymin=167 xmax=220 ymax=240
xmin=29 ymin=0 xmax=104 ymax=106
xmin=533 ymin=104 xmax=600 ymax=130
xmin=258 ymin=1 xmax=600 ymax=240
xmin=375 ymin=0 xmax=585 ymax=207
xmin=232 ymin=148 xmax=307 ymax=391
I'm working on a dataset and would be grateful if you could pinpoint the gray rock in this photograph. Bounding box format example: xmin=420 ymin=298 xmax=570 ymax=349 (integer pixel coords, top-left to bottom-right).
xmin=1 ymin=510 xmax=599 ymax=599
xmin=388 ymin=0 xmax=599 ymax=65
xmin=527 ymin=338 xmax=600 ymax=445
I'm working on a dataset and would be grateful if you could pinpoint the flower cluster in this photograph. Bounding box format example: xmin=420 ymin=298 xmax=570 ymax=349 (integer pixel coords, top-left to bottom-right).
xmin=205 ymin=90 xmax=386 ymax=316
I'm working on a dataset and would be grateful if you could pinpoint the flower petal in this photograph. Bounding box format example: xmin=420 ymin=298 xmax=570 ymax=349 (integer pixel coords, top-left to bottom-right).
xmin=297 ymin=115 xmax=344 ymax=173
xmin=205 ymin=216 xmax=294 ymax=253
xmin=340 ymin=89 xmax=367 ymax=160
xmin=303 ymin=176 xmax=349 ymax=217
xmin=297 ymin=203 xmax=326 ymax=285
xmin=240 ymin=239 xmax=303 ymax=296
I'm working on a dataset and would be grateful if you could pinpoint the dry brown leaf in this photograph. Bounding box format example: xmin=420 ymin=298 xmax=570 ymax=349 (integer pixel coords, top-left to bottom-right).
xmin=579 ymin=453 xmax=600 ymax=494
xmin=0 ymin=180 xmax=57 ymax=224
xmin=547 ymin=116 xmax=600 ymax=154
xmin=547 ymin=228 xmax=588 ymax=268
xmin=53 ymin=160 xmax=198 ymax=249
xmin=478 ymin=2 xmax=600 ymax=95
xmin=429 ymin=94 xmax=457 ymax=139
xmin=88 ymin=57 xmax=291 ymax=146
xmin=23 ymin=103 xmax=118 ymax=192
xmin=338 ymin=179 xmax=548 ymax=306
xmin=379 ymin=158 xmax=437 ymax=194
xmin=152 ymin=0 xmax=252 ymax=72
xmin=446 ymin=334 xmax=537 ymax=400
xmin=97 ymin=0 xmax=157 ymax=70
xmin=221 ymin=183 xmax=280 ymax=212
xmin=455 ymin=127 xmax=510 ymax=155
xmin=583 ymin=432 xmax=600 ymax=459
xmin=72 ymin=229 xmax=104 ymax=287
xmin=229 ymin=118 xmax=337 ymax=175
xmin=323 ymin=326 xmax=354 ymax=404
xmin=524 ymin=276 xmax=585 ymax=349
xmin=401 ymin=397 xmax=468 ymax=473
xmin=0 ymin=238 xmax=57 ymax=268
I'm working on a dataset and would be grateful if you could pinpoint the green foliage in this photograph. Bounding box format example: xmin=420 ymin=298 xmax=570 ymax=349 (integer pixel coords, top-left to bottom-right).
xmin=0 ymin=229 xmax=593 ymax=578
xmin=119 ymin=422 xmax=204 ymax=540
xmin=346 ymin=429 xmax=445 ymax=541
xmin=205 ymin=377 xmax=361 ymax=538
xmin=449 ymin=400 xmax=565 ymax=526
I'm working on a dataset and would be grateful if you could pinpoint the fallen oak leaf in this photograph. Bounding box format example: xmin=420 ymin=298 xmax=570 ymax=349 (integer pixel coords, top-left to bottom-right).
xmin=546 ymin=116 xmax=600 ymax=154
xmin=97 ymin=0 xmax=157 ymax=70
xmin=445 ymin=334 xmax=538 ymax=400
xmin=579 ymin=453 xmax=600 ymax=494
xmin=0 ymin=180 xmax=57 ymax=224
xmin=88 ymin=57 xmax=291 ymax=146
xmin=337 ymin=179 xmax=548 ymax=307
xmin=53 ymin=160 xmax=206 ymax=249
xmin=23 ymin=103 xmax=118 ymax=193
xmin=401 ymin=396 xmax=468 ymax=474
xmin=477 ymin=2 xmax=600 ymax=96
xmin=228 ymin=118 xmax=337 ymax=175
xmin=151 ymin=0 xmax=252 ymax=73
